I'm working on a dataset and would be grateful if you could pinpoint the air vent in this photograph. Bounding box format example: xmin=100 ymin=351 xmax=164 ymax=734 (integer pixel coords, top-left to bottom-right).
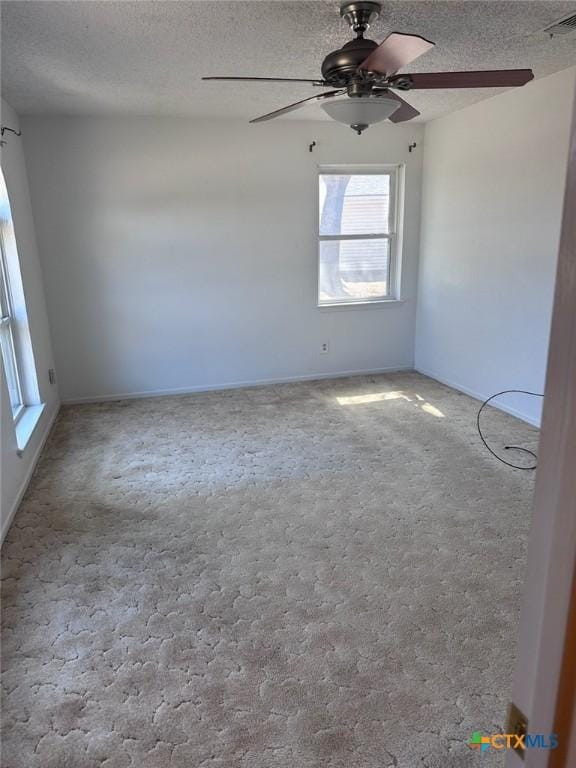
xmin=542 ymin=11 xmax=576 ymax=36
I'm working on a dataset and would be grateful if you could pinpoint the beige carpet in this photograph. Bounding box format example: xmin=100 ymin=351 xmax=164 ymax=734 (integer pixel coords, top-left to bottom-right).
xmin=1 ymin=372 xmax=538 ymax=768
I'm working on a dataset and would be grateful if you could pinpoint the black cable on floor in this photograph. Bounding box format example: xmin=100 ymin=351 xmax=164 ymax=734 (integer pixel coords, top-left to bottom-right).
xmin=476 ymin=389 xmax=544 ymax=470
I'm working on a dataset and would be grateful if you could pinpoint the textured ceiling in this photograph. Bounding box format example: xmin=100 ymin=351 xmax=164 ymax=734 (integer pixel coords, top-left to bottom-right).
xmin=2 ymin=1 xmax=576 ymax=123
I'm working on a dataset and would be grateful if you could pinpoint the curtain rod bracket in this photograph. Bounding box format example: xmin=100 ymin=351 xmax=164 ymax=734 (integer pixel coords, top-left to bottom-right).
xmin=1 ymin=126 xmax=22 ymax=138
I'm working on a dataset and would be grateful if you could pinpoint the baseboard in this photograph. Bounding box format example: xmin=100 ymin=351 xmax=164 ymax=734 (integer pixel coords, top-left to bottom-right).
xmin=1 ymin=403 xmax=61 ymax=545
xmin=415 ymin=367 xmax=541 ymax=427
xmin=62 ymin=365 xmax=415 ymax=405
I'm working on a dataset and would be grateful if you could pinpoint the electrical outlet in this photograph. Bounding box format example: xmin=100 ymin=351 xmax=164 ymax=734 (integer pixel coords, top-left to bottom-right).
xmin=48 ymin=368 xmax=56 ymax=385
xmin=320 ymin=342 xmax=329 ymax=354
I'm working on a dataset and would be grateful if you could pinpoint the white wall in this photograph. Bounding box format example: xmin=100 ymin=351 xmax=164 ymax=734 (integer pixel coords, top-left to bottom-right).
xmin=21 ymin=116 xmax=424 ymax=402
xmin=415 ymin=67 xmax=576 ymax=425
xmin=0 ymin=98 xmax=59 ymax=540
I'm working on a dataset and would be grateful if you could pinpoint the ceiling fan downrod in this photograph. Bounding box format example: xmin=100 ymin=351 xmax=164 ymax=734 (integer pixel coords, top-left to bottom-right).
xmin=340 ymin=1 xmax=381 ymax=38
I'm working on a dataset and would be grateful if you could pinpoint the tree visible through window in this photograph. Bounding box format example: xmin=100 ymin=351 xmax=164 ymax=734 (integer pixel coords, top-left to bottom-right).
xmin=318 ymin=170 xmax=399 ymax=305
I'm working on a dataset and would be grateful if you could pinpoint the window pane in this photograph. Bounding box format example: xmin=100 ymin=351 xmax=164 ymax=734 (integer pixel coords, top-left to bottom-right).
xmin=0 ymin=217 xmax=23 ymax=414
xmin=0 ymin=323 xmax=22 ymax=411
xmin=319 ymin=174 xmax=391 ymax=236
xmin=319 ymin=238 xmax=390 ymax=304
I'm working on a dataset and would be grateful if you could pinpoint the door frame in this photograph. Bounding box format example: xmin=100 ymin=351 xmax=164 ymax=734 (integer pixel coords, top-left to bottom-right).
xmin=506 ymin=81 xmax=576 ymax=768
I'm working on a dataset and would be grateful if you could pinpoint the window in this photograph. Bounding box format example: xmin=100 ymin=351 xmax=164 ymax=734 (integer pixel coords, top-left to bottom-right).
xmin=0 ymin=167 xmax=43 ymax=445
xmin=0 ymin=224 xmax=24 ymax=420
xmin=318 ymin=168 xmax=401 ymax=306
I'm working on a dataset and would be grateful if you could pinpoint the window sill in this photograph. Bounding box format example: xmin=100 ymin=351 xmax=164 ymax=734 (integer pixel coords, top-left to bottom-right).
xmin=15 ymin=403 xmax=45 ymax=455
xmin=318 ymin=298 xmax=405 ymax=310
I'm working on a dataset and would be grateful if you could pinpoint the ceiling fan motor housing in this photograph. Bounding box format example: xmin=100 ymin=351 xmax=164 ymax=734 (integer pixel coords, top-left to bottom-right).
xmin=322 ymin=2 xmax=382 ymax=86
xmin=321 ymin=38 xmax=379 ymax=85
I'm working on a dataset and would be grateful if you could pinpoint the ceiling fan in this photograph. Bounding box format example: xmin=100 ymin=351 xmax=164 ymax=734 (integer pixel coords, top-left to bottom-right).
xmin=203 ymin=1 xmax=534 ymax=134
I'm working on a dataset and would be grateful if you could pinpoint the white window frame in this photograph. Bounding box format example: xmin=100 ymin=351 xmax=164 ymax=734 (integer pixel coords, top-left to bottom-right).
xmin=317 ymin=164 xmax=404 ymax=307
xmin=0 ymin=167 xmax=45 ymax=453
xmin=0 ymin=226 xmax=25 ymax=423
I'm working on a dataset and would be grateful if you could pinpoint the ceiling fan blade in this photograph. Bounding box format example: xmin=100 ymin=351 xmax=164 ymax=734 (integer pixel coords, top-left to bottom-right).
xmin=202 ymin=76 xmax=327 ymax=85
xmin=250 ymin=90 xmax=346 ymax=123
xmin=374 ymin=91 xmax=420 ymax=122
xmin=359 ymin=32 xmax=434 ymax=76
xmin=393 ymin=69 xmax=534 ymax=89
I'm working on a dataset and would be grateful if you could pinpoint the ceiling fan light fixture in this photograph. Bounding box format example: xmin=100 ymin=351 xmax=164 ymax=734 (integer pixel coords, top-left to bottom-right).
xmin=321 ymin=95 xmax=400 ymax=133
